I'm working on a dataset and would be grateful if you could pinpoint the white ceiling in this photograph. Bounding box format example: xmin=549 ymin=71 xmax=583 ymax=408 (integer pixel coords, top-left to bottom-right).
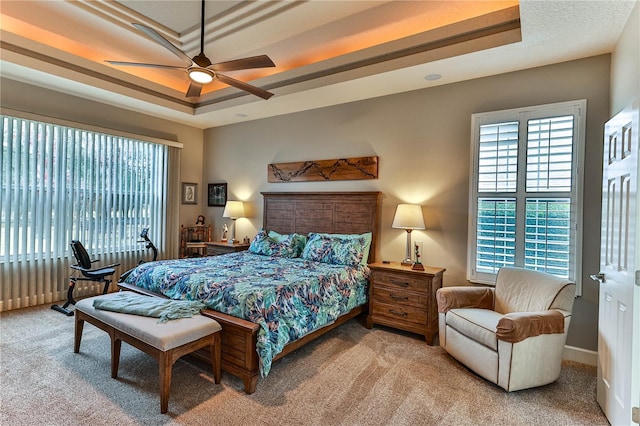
xmin=0 ymin=1 xmax=636 ymax=129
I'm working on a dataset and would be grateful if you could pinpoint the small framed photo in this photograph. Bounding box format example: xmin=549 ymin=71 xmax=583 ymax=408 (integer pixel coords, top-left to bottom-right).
xmin=208 ymin=183 xmax=227 ymax=207
xmin=182 ymin=182 xmax=197 ymax=205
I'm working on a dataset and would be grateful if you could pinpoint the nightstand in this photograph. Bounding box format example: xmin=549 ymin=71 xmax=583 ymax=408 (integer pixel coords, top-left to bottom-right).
xmin=366 ymin=262 xmax=445 ymax=345
xmin=204 ymin=241 xmax=250 ymax=256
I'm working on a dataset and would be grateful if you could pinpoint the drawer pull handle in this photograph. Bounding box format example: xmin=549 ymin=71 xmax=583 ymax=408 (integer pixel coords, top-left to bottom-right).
xmin=389 ymin=309 xmax=408 ymax=317
xmin=389 ymin=279 xmax=409 ymax=287
xmin=390 ymin=295 xmax=408 ymax=301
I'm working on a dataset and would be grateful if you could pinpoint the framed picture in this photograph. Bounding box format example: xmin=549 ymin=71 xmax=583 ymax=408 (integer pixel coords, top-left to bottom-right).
xmin=182 ymin=182 xmax=197 ymax=205
xmin=208 ymin=183 xmax=227 ymax=207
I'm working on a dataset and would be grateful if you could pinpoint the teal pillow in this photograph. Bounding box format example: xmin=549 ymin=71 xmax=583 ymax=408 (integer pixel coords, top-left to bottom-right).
xmin=249 ymin=229 xmax=305 ymax=258
xmin=301 ymin=232 xmax=371 ymax=267
xmin=268 ymin=230 xmax=307 ymax=257
xmin=323 ymin=232 xmax=372 ymax=265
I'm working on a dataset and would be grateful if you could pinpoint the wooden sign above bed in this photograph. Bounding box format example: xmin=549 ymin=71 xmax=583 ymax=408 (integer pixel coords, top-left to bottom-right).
xmin=268 ymin=156 xmax=378 ymax=182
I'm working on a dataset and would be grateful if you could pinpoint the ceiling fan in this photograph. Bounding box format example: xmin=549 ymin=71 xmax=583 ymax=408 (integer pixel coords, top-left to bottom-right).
xmin=106 ymin=0 xmax=275 ymax=99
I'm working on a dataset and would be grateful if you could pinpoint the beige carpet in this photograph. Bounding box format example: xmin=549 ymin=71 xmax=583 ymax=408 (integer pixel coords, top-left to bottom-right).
xmin=1 ymin=303 xmax=607 ymax=426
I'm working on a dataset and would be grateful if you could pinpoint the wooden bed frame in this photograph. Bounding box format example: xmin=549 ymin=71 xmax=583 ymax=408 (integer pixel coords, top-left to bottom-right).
xmin=119 ymin=191 xmax=380 ymax=393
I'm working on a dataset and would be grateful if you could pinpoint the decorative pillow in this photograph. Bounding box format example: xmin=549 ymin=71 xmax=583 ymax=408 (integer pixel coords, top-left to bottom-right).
xmin=268 ymin=230 xmax=307 ymax=257
xmin=249 ymin=229 xmax=305 ymax=258
xmin=301 ymin=232 xmax=371 ymax=267
xmin=330 ymin=232 xmax=372 ymax=265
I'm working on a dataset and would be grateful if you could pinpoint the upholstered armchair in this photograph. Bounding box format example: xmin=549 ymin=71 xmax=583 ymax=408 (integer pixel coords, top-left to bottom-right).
xmin=436 ymin=267 xmax=575 ymax=392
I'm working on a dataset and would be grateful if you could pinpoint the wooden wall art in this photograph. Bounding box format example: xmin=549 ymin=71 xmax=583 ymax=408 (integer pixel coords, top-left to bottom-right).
xmin=268 ymin=156 xmax=378 ymax=182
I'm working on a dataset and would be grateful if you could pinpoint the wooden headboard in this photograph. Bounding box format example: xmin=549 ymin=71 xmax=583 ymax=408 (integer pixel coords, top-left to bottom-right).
xmin=262 ymin=192 xmax=381 ymax=263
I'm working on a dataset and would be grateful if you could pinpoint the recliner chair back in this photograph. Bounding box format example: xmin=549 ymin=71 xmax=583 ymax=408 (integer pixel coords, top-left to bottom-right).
xmin=494 ymin=266 xmax=575 ymax=314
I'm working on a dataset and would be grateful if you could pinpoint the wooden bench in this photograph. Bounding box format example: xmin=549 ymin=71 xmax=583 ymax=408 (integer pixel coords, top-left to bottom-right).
xmin=74 ymin=292 xmax=222 ymax=414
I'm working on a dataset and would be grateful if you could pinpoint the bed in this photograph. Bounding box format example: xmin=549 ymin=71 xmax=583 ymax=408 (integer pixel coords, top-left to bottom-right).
xmin=118 ymin=191 xmax=380 ymax=393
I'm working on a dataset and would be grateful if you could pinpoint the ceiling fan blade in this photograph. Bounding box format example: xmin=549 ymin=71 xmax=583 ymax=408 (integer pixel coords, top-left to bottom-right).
xmin=186 ymin=82 xmax=203 ymax=98
xmin=210 ymin=55 xmax=276 ymax=72
xmin=216 ymin=74 xmax=274 ymax=100
xmin=132 ymin=23 xmax=193 ymax=66
xmin=106 ymin=60 xmax=185 ymax=70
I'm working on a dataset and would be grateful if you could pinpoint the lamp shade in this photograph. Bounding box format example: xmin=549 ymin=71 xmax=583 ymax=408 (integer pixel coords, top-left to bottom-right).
xmin=222 ymin=201 xmax=245 ymax=219
xmin=392 ymin=204 xmax=425 ymax=230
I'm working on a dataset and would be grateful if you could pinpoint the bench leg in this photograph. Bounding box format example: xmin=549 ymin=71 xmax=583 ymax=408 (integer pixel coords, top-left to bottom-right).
xmin=111 ymin=334 xmax=121 ymax=379
xmin=74 ymin=314 xmax=84 ymax=353
xmin=159 ymin=351 xmax=172 ymax=414
xmin=211 ymin=333 xmax=221 ymax=384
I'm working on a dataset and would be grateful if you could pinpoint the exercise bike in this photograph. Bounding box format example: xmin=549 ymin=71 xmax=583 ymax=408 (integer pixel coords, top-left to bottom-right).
xmin=51 ymin=240 xmax=120 ymax=316
xmin=119 ymin=228 xmax=158 ymax=283
xmin=137 ymin=227 xmax=158 ymax=264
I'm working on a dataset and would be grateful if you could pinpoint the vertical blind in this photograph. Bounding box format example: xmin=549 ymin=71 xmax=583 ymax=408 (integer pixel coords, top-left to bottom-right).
xmin=0 ymin=114 xmax=175 ymax=311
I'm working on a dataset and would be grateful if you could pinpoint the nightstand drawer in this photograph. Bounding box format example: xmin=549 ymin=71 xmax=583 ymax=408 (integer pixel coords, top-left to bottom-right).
xmin=372 ymin=271 xmax=426 ymax=291
xmin=206 ymin=246 xmax=231 ymax=256
xmin=367 ymin=262 xmax=445 ymax=344
xmin=372 ymin=287 xmax=428 ymax=309
xmin=205 ymin=242 xmax=250 ymax=256
xmin=372 ymin=301 xmax=427 ymax=325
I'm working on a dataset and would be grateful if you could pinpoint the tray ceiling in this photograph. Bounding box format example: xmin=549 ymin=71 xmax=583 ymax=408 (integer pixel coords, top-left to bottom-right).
xmin=0 ymin=1 xmax=636 ymax=128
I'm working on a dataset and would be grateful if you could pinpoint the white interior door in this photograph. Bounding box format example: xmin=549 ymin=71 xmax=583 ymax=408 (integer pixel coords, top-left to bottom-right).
xmin=596 ymin=100 xmax=640 ymax=426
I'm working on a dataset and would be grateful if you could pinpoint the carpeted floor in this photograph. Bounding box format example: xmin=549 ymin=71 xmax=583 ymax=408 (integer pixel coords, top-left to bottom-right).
xmin=0 ymin=303 xmax=607 ymax=426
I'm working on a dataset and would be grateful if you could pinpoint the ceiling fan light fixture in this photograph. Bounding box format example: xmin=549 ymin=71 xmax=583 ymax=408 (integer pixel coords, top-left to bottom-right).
xmin=188 ymin=68 xmax=214 ymax=84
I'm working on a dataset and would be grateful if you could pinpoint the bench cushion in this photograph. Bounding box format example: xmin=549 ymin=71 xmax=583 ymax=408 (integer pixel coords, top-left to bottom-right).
xmin=75 ymin=293 xmax=221 ymax=351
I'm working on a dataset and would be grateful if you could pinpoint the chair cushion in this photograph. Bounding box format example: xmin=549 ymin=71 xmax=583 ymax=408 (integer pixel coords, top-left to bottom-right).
xmin=446 ymin=308 xmax=502 ymax=351
xmin=75 ymin=293 xmax=221 ymax=351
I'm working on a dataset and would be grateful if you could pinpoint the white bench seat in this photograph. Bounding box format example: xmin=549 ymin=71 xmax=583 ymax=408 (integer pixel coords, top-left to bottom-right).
xmin=74 ymin=292 xmax=222 ymax=414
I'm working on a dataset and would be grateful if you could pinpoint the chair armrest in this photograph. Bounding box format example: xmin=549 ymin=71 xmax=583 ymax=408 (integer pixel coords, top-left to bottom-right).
xmin=436 ymin=286 xmax=494 ymax=313
xmin=496 ymin=310 xmax=565 ymax=343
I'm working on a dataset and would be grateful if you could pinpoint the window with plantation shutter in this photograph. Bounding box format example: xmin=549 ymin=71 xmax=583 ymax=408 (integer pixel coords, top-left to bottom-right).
xmin=468 ymin=100 xmax=585 ymax=293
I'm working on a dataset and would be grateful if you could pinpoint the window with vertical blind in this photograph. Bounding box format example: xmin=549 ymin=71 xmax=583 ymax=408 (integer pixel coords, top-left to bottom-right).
xmin=0 ymin=113 xmax=177 ymax=310
xmin=1 ymin=114 xmax=168 ymax=260
xmin=468 ymin=100 xmax=585 ymax=293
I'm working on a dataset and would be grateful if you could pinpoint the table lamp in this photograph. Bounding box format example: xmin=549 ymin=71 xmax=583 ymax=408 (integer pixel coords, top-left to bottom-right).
xmin=392 ymin=203 xmax=425 ymax=266
xmin=222 ymin=201 xmax=245 ymax=244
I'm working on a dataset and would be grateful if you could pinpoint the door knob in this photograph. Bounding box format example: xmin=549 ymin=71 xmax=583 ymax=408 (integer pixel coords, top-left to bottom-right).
xmin=590 ymin=272 xmax=606 ymax=283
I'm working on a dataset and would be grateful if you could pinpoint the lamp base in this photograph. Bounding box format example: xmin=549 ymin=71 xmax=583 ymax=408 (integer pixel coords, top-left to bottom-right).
xmin=401 ymin=258 xmax=413 ymax=267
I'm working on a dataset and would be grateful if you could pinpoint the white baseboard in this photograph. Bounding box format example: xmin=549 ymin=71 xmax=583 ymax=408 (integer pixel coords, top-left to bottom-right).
xmin=563 ymin=345 xmax=598 ymax=366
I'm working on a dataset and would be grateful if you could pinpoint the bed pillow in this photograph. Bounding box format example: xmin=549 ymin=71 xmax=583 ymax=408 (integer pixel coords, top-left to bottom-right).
xmin=301 ymin=232 xmax=371 ymax=267
xmin=329 ymin=232 xmax=372 ymax=265
xmin=249 ymin=229 xmax=305 ymax=258
xmin=268 ymin=230 xmax=307 ymax=257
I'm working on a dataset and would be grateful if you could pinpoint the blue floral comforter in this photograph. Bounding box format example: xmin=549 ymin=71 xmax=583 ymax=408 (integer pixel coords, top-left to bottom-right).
xmin=123 ymin=251 xmax=370 ymax=376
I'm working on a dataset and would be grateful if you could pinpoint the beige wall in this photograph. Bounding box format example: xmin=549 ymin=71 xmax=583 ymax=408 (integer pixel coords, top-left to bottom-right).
xmin=204 ymin=55 xmax=611 ymax=351
xmin=0 ymin=79 xmax=205 ymax=234
xmin=610 ymin=1 xmax=640 ymax=114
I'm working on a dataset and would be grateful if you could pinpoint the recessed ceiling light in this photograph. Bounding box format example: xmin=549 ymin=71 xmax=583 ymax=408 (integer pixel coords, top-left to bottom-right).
xmin=424 ymin=73 xmax=442 ymax=81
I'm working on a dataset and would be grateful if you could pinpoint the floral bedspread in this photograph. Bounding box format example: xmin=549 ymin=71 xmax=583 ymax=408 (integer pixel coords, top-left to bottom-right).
xmin=123 ymin=251 xmax=370 ymax=376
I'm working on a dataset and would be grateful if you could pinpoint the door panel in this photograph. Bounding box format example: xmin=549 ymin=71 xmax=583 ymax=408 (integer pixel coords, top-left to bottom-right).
xmin=597 ymin=100 xmax=639 ymax=426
